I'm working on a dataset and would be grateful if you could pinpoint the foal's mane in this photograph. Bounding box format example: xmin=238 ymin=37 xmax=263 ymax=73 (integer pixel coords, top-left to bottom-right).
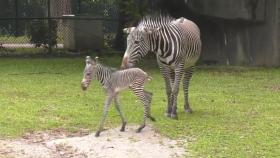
xmin=97 ymin=63 xmax=117 ymax=73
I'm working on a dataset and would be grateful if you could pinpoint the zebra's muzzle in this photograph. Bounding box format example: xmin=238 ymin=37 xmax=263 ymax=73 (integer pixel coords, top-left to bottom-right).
xmin=121 ymin=59 xmax=134 ymax=69
xmin=121 ymin=57 xmax=132 ymax=69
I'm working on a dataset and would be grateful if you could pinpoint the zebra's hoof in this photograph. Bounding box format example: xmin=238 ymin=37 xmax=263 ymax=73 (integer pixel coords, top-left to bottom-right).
xmin=170 ymin=114 xmax=178 ymax=120
xmin=95 ymin=131 xmax=101 ymax=137
xmin=185 ymin=108 xmax=192 ymax=114
xmin=165 ymin=113 xmax=171 ymax=118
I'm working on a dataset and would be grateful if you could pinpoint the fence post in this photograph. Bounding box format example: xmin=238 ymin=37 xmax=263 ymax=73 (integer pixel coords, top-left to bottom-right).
xmin=47 ymin=0 xmax=52 ymax=54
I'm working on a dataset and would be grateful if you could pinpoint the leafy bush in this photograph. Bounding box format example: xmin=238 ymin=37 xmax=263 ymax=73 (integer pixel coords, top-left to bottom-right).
xmin=27 ymin=20 xmax=58 ymax=48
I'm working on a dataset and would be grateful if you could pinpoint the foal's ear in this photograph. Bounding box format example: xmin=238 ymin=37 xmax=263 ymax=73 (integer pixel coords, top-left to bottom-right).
xmin=85 ymin=56 xmax=93 ymax=65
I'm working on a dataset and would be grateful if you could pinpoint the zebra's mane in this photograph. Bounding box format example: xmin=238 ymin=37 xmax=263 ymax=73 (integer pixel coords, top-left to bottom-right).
xmin=138 ymin=14 xmax=175 ymax=29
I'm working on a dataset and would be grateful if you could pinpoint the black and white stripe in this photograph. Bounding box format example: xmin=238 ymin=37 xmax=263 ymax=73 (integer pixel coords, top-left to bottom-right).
xmin=122 ymin=15 xmax=201 ymax=119
xmin=81 ymin=56 xmax=154 ymax=137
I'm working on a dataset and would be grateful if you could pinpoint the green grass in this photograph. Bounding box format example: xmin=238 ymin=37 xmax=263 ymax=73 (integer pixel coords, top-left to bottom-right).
xmin=0 ymin=35 xmax=64 ymax=43
xmin=0 ymin=36 xmax=29 ymax=43
xmin=0 ymin=56 xmax=279 ymax=157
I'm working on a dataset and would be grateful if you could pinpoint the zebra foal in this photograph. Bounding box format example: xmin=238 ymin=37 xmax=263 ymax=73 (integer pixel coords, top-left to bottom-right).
xmin=81 ymin=56 xmax=155 ymax=137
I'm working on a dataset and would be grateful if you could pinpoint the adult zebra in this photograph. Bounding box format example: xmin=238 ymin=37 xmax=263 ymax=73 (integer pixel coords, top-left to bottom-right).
xmin=121 ymin=15 xmax=201 ymax=119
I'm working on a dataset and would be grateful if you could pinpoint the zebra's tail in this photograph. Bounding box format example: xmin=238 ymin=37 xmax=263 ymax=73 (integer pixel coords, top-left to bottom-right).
xmin=147 ymin=76 xmax=152 ymax=81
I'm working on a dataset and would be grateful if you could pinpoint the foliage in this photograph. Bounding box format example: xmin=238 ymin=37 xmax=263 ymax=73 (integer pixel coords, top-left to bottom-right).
xmin=19 ymin=0 xmax=47 ymax=17
xmin=117 ymin=0 xmax=149 ymax=22
xmin=0 ymin=56 xmax=280 ymax=157
xmin=27 ymin=20 xmax=58 ymax=48
xmin=0 ymin=0 xmax=14 ymax=18
xmin=0 ymin=0 xmax=15 ymax=35
xmin=0 ymin=0 xmax=48 ymax=36
xmin=0 ymin=0 xmax=58 ymax=48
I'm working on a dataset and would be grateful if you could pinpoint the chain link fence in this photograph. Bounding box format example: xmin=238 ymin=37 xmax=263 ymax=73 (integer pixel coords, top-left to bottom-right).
xmin=0 ymin=0 xmax=120 ymax=55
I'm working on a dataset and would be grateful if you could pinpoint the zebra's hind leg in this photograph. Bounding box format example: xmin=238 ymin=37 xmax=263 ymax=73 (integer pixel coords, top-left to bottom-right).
xmin=144 ymin=90 xmax=155 ymax=122
xmin=183 ymin=66 xmax=194 ymax=114
xmin=95 ymin=95 xmax=114 ymax=137
xmin=114 ymin=95 xmax=127 ymax=132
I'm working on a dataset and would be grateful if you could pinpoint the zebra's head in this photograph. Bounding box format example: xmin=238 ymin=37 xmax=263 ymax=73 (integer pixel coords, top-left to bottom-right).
xmin=81 ymin=56 xmax=98 ymax=91
xmin=121 ymin=26 xmax=158 ymax=69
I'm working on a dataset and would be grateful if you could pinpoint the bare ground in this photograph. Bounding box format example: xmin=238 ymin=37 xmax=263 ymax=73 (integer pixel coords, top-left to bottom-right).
xmin=0 ymin=125 xmax=187 ymax=158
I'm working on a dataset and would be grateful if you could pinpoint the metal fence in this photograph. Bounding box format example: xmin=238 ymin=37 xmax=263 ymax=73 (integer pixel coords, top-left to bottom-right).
xmin=0 ymin=0 xmax=119 ymax=55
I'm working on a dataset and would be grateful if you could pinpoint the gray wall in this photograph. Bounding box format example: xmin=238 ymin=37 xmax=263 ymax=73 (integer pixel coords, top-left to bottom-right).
xmin=187 ymin=0 xmax=280 ymax=66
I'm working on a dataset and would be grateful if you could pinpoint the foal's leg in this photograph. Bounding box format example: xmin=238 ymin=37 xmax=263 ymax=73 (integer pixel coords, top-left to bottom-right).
xmin=114 ymin=95 xmax=127 ymax=131
xmin=130 ymin=80 xmax=149 ymax=132
xmin=95 ymin=95 xmax=114 ymax=137
xmin=144 ymin=90 xmax=155 ymax=121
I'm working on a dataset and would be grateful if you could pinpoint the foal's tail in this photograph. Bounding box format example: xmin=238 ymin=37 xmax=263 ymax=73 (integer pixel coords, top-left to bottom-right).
xmin=141 ymin=70 xmax=152 ymax=82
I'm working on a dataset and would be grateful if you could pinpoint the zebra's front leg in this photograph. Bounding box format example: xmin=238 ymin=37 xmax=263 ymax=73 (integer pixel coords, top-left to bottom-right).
xmin=114 ymin=95 xmax=127 ymax=132
xmin=171 ymin=65 xmax=184 ymax=119
xmin=158 ymin=63 xmax=174 ymax=117
xmin=183 ymin=66 xmax=194 ymax=113
xmin=95 ymin=95 xmax=114 ymax=137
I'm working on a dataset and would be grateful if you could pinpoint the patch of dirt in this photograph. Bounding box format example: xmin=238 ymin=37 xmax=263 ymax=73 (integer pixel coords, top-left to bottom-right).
xmin=0 ymin=125 xmax=187 ymax=158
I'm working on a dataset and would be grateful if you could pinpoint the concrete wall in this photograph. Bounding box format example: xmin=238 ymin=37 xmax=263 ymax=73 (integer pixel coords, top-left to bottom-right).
xmin=186 ymin=0 xmax=280 ymax=66
xmin=188 ymin=0 xmax=266 ymax=22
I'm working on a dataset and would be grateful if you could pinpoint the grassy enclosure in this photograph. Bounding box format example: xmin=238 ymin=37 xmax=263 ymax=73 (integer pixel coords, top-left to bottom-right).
xmin=0 ymin=55 xmax=279 ymax=157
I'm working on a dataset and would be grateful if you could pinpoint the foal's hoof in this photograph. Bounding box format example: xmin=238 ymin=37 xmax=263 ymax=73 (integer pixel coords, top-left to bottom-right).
xmin=95 ymin=131 xmax=101 ymax=137
xmin=120 ymin=122 xmax=127 ymax=132
xmin=136 ymin=128 xmax=142 ymax=133
xmin=170 ymin=113 xmax=178 ymax=120
xmin=136 ymin=125 xmax=145 ymax=133
xmin=120 ymin=127 xmax=125 ymax=132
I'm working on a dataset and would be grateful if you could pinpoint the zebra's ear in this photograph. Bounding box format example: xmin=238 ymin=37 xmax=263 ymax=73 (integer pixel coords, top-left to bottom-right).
xmin=94 ymin=56 xmax=99 ymax=63
xmin=123 ymin=27 xmax=136 ymax=34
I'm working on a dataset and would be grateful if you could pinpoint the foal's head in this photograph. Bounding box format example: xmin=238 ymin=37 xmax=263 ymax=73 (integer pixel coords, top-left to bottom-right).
xmin=81 ymin=56 xmax=98 ymax=91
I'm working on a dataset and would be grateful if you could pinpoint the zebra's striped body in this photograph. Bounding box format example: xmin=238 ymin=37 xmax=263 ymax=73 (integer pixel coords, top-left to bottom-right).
xmin=121 ymin=15 xmax=201 ymax=119
xmin=81 ymin=56 xmax=154 ymax=137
